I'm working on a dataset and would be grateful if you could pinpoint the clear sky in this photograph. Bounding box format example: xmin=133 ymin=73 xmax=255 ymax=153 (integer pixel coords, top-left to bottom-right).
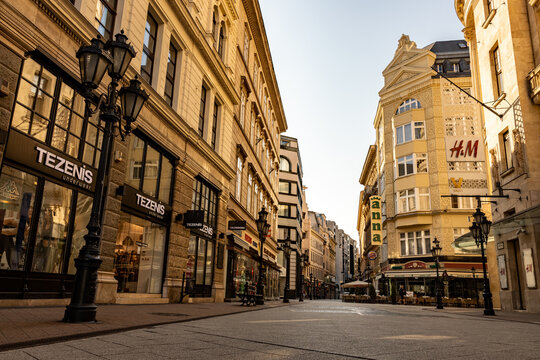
xmin=259 ymin=0 xmax=465 ymax=241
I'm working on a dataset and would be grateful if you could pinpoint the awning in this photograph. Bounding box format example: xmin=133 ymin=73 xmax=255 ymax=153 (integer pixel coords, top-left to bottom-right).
xmin=384 ymin=270 xmax=484 ymax=279
xmin=228 ymin=233 xmax=250 ymax=251
xmin=342 ymin=280 xmax=370 ymax=288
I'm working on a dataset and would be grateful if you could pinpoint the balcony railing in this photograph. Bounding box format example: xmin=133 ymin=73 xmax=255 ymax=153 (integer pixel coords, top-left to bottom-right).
xmin=527 ymin=63 xmax=540 ymax=104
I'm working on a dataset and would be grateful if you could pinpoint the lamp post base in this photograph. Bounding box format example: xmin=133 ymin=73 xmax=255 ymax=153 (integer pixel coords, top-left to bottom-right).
xmin=63 ymin=304 xmax=98 ymax=323
xmin=484 ymin=309 xmax=496 ymax=316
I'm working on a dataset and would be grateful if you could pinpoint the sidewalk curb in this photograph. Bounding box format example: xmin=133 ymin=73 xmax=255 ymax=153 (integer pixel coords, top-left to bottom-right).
xmin=0 ymin=302 xmax=298 ymax=352
xmin=421 ymin=307 xmax=540 ymax=326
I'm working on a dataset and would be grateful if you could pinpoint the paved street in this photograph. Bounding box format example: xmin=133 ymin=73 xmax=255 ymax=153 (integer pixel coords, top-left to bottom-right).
xmin=2 ymin=300 xmax=539 ymax=360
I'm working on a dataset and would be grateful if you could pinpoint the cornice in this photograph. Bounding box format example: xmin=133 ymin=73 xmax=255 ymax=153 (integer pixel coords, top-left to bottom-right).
xmin=243 ymin=0 xmax=287 ymax=132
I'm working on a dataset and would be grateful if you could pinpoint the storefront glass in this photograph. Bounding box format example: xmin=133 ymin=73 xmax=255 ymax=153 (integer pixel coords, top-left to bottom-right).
xmin=114 ymin=214 xmax=166 ymax=294
xmin=265 ymin=266 xmax=279 ymax=299
xmin=187 ymin=234 xmax=215 ymax=297
xmin=0 ymin=166 xmax=37 ymax=270
xmin=232 ymin=253 xmax=258 ymax=294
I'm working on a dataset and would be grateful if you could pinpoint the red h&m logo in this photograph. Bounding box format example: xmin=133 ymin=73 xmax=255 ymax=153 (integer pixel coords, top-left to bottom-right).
xmin=450 ymin=139 xmax=479 ymax=159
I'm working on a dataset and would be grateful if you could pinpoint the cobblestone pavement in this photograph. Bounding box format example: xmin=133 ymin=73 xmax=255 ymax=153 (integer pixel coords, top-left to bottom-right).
xmin=2 ymin=300 xmax=540 ymax=359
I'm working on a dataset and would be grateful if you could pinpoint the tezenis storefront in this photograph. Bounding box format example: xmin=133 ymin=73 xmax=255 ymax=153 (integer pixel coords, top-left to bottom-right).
xmin=0 ymin=56 xmax=101 ymax=299
xmin=113 ymin=134 xmax=174 ymax=296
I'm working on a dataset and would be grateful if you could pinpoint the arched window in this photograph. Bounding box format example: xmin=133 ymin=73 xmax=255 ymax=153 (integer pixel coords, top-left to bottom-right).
xmin=280 ymin=156 xmax=291 ymax=172
xmin=212 ymin=11 xmax=217 ymax=42
xmin=395 ymin=99 xmax=421 ymax=115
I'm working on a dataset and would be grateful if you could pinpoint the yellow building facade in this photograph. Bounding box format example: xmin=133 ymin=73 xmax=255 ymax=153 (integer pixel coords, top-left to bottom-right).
xmin=362 ymin=35 xmax=499 ymax=305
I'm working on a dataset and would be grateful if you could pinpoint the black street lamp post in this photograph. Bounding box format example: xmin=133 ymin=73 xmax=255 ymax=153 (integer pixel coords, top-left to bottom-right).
xmin=64 ymin=32 xmax=148 ymax=322
xmin=255 ymin=207 xmax=270 ymax=305
xmin=431 ymin=237 xmax=443 ymax=310
xmin=471 ymin=266 xmax=479 ymax=308
xmin=309 ymin=272 xmax=313 ymax=300
xmin=278 ymin=237 xmax=294 ymax=303
xmin=470 ymin=206 xmax=495 ymax=316
xmin=299 ymin=252 xmax=308 ymax=302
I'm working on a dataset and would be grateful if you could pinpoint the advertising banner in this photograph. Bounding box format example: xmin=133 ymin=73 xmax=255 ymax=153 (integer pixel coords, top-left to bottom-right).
xmin=370 ymin=195 xmax=382 ymax=246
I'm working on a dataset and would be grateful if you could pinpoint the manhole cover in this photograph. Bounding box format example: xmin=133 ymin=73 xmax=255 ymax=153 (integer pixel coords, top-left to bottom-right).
xmin=150 ymin=312 xmax=188 ymax=317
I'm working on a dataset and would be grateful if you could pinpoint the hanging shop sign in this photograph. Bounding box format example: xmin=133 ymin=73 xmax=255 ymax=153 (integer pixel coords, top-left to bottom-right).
xmin=264 ymin=248 xmax=276 ymax=261
xmin=369 ymin=195 xmax=382 ymax=245
xmin=228 ymin=220 xmax=246 ymax=230
xmin=120 ymin=184 xmax=172 ymax=223
xmin=244 ymin=233 xmax=253 ymax=245
xmin=445 ymin=136 xmax=485 ymax=162
xmin=5 ymin=130 xmax=97 ymax=192
xmin=498 ymin=254 xmax=508 ymax=289
xmin=523 ymin=249 xmax=536 ymax=289
xmin=367 ymin=251 xmax=378 ymax=261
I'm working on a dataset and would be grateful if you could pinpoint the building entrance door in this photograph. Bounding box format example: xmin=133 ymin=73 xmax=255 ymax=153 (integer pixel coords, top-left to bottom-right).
xmin=509 ymin=239 xmax=526 ymax=310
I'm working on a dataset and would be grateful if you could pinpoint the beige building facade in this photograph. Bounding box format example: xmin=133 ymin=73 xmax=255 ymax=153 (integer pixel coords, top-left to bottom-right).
xmin=456 ymin=0 xmax=540 ymax=312
xmin=362 ymin=35 xmax=498 ymax=304
xmin=0 ymin=0 xmax=285 ymax=305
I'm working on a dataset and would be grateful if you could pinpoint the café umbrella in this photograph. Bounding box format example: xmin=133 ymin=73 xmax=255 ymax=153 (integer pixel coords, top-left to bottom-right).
xmin=342 ymin=280 xmax=370 ymax=288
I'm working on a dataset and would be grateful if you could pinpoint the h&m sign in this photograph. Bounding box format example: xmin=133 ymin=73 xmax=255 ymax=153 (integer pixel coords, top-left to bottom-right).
xmin=445 ymin=136 xmax=485 ymax=162
xmin=369 ymin=195 xmax=382 ymax=246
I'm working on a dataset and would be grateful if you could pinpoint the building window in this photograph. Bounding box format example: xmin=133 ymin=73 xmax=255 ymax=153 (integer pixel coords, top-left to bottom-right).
xmin=279 ymin=156 xmax=291 ymax=172
xmin=141 ymin=12 xmax=158 ymax=84
xmin=243 ymin=30 xmax=250 ymax=61
xmin=452 ymin=63 xmax=460 ymax=72
xmin=212 ymin=11 xmax=218 ymax=44
xmin=493 ymin=46 xmax=504 ymax=97
xmin=253 ymin=62 xmax=258 ymax=90
xmin=396 ymin=121 xmax=425 ymax=145
xmin=239 ymin=90 xmax=246 ymax=127
xmin=235 ymin=157 xmax=243 ymax=200
xmin=247 ymin=173 xmax=252 ymax=213
xmin=395 ymin=99 xmax=421 ymax=115
xmin=451 ymin=196 xmax=474 ymax=209
xmin=397 ymin=153 xmax=427 ymax=177
xmin=278 ymin=204 xmax=294 ymax=218
xmin=191 ymin=177 xmax=219 ymax=227
xmin=217 ymin=24 xmax=225 ymax=59
xmin=400 ymin=230 xmax=431 ymax=256
xmin=211 ymin=101 xmax=219 ymax=150
xmin=198 ymin=86 xmax=207 ymax=137
xmin=396 ymin=188 xmax=430 ymax=213
xmin=164 ymin=42 xmax=178 ymax=106
xmin=250 ymin=112 xmax=255 ymax=144
xmin=279 ymin=180 xmax=293 ymax=194
xmin=125 ymin=134 xmax=174 ymax=202
xmin=502 ymin=130 xmax=512 ymax=170
xmin=12 ymin=58 xmax=104 ymax=167
xmin=95 ymin=0 xmax=116 ymax=40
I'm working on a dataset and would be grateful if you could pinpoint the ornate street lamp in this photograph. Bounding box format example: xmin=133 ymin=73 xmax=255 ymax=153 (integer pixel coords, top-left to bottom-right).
xmin=431 ymin=237 xmax=443 ymax=310
xmin=278 ymin=237 xmax=294 ymax=303
xmin=64 ymin=32 xmax=148 ymax=323
xmin=255 ymin=207 xmax=270 ymax=305
xmin=298 ymin=252 xmax=308 ymax=302
xmin=470 ymin=208 xmax=495 ymax=316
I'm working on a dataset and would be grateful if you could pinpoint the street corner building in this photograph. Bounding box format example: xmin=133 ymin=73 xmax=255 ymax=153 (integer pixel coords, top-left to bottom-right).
xmin=0 ymin=0 xmax=286 ymax=306
xmin=357 ymin=34 xmax=500 ymax=307
xmin=455 ymin=0 xmax=540 ymax=312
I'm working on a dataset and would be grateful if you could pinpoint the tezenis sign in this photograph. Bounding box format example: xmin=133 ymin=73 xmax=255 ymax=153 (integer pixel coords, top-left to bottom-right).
xmin=5 ymin=131 xmax=97 ymax=192
xmin=120 ymin=184 xmax=171 ymax=223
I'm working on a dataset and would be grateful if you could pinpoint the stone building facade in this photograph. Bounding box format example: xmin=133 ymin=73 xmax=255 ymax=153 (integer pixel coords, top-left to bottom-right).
xmin=0 ymin=0 xmax=285 ymax=305
xmin=456 ymin=0 xmax=540 ymax=312
xmin=362 ymin=35 xmax=497 ymax=304
xmin=277 ymin=135 xmax=305 ymax=299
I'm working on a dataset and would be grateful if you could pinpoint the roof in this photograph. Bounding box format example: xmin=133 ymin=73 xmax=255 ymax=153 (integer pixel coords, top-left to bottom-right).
xmin=424 ymin=40 xmax=468 ymax=56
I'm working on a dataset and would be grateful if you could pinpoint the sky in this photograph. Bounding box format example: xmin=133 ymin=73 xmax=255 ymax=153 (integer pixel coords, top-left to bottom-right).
xmin=258 ymin=0 xmax=465 ymax=241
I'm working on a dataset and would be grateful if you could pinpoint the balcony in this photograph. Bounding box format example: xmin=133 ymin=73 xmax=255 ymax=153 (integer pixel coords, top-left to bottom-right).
xmin=527 ymin=63 xmax=540 ymax=104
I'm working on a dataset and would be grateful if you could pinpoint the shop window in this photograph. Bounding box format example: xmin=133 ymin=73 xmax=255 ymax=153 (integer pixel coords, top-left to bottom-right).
xmin=113 ymin=214 xmax=166 ymax=293
xmin=12 ymin=58 xmax=104 ymax=168
xmin=125 ymin=134 xmax=174 ymax=203
xmin=95 ymin=0 xmax=117 ymax=40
